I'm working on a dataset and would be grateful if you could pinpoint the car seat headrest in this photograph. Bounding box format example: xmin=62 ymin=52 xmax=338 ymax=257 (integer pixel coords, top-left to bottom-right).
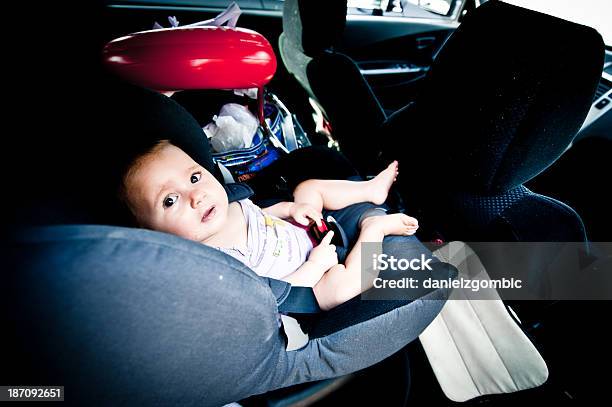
xmin=103 ymin=26 xmax=277 ymax=91
xmin=283 ymin=0 xmax=347 ymax=56
xmin=101 ymin=78 xmax=220 ymax=182
xmin=99 ymin=78 xmax=253 ymax=221
xmin=414 ymin=1 xmax=604 ymax=194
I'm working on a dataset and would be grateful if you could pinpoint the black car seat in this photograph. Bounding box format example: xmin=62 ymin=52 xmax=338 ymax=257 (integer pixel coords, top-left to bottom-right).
xmin=379 ymin=1 xmax=604 ymax=328
xmin=279 ymin=0 xmax=387 ymax=173
xmin=379 ymin=0 xmax=604 ymax=244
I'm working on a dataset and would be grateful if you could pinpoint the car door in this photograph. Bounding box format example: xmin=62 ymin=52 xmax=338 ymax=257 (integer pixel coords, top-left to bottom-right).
xmin=335 ymin=0 xmax=481 ymax=111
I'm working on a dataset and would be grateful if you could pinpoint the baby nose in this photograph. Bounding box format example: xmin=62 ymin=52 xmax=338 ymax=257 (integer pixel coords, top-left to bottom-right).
xmin=190 ymin=189 xmax=206 ymax=209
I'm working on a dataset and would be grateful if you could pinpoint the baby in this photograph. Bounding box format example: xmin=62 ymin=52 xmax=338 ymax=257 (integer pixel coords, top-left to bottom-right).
xmin=121 ymin=140 xmax=419 ymax=310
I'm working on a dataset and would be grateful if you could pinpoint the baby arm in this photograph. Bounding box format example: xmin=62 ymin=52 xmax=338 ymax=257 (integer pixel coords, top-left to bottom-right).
xmin=281 ymin=231 xmax=339 ymax=287
xmin=261 ymin=201 xmax=294 ymax=219
xmin=293 ymin=161 xmax=398 ymax=212
xmin=262 ymin=201 xmax=323 ymax=226
xmin=313 ymin=213 xmax=418 ymax=310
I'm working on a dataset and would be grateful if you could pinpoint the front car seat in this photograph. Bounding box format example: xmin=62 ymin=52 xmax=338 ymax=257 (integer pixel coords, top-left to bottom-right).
xmin=378 ymin=1 xmax=604 ymax=328
xmin=381 ymin=0 xmax=604 ymax=244
xmin=279 ymin=0 xmax=387 ymax=173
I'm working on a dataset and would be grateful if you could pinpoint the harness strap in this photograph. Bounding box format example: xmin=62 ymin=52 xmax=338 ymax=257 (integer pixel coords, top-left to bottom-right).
xmin=264 ymin=277 xmax=321 ymax=314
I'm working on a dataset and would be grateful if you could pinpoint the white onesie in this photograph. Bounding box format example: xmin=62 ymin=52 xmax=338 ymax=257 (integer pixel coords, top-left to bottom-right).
xmin=216 ymin=199 xmax=315 ymax=280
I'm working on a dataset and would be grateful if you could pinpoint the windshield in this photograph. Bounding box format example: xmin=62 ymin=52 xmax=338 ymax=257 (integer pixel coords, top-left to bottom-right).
xmin=107 ymin=0 xmax=612 ymax=44
xmin=503 ymin=0 xmax=611 ymax=46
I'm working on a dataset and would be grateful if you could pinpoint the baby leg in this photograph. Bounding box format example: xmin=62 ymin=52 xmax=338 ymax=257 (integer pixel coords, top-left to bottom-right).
xmin=293 ymin=161 xmax=399 ymax=212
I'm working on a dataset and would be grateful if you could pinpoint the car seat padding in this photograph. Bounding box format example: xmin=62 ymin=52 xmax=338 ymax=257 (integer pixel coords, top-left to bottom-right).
xmin=8 ymin=224 xmax=453 ymax=406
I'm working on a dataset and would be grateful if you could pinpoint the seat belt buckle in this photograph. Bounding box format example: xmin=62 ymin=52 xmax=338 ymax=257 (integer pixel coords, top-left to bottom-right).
xmin=308 ymin=216 xmax=347 ymax=248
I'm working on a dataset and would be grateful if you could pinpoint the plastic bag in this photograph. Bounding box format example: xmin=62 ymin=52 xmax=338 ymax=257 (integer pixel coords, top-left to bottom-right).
xmin=204 ymin=103 xmax=259 ymax=153
xmin=233 ymin=88 xmax=258 ymax=99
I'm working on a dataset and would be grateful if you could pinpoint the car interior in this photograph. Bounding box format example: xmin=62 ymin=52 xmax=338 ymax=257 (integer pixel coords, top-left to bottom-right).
xmin=4 ymin=0 xmax=612 ymax=405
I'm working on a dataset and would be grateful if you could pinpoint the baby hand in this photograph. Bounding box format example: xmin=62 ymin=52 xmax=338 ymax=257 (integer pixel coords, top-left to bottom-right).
xmin=289 ymin=203 xmax=323 ymax=226
xmin=307 ymin=231 xmax=338 ymax=271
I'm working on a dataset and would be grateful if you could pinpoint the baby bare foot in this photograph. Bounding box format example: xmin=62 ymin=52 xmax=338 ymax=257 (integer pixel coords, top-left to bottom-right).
xmin=368 ymin=161 xmax=399 ymax=205
xmin=362 ymin=213 xmax=419 ymax=236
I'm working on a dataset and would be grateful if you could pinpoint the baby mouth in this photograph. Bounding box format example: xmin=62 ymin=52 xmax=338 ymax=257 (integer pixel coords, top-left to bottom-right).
xmin=201 ymin=205 xmax=216 ymax=223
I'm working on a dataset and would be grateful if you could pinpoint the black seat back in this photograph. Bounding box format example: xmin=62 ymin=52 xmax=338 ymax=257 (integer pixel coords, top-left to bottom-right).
xmin=381 ymin=1 xmax=604 ymax=242
xmin=279 ymin=0 xmax=386 ymax=172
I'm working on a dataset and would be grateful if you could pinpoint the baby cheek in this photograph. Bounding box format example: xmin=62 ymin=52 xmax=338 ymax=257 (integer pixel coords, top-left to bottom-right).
xmin=169 ymin=224 xmax=191 ymax=239
xmin=186 ymin=213 xmax=216 ymax=241
xmin=175 ymin=218 xmax=202 ymax=240
xmin=152 ymin=212 xmax=191 ymax=240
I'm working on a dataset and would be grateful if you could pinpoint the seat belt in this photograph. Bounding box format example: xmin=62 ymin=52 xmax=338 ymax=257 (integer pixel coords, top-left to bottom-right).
xmin=278 ymin=286 xmax=321 ymax=314
xmin=264 ymin=278 xmax=321 ymax=314
xmin=264 ymin=278 xmax=319 ymax=351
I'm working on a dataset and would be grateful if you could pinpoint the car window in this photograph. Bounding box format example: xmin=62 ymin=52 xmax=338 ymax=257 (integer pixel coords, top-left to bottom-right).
xmin=109 ymin=0 xmax=461 ymax=19
xmin=347 ymin=0 xmax=455 ymax=19
xmin=400 ymin=0 xmax=452 ymax=16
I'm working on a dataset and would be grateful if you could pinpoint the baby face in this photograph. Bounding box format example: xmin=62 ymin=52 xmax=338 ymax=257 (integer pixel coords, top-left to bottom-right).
xmin=125 ymin=143 xmax=229 ymax=243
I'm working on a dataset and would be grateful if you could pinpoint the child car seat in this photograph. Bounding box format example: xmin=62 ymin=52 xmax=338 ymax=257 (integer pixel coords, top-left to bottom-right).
xmin=3 ymin=25 xmax=457 ymax=406
xmin=4 ymin=76 xmax=456 ymax=406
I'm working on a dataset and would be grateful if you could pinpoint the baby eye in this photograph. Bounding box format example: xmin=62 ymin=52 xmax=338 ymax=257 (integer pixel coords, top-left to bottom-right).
xmin=163 ymin=193 xmax=179 ymax=208
xmin=191 ymin=172 xmax=201 ymax=184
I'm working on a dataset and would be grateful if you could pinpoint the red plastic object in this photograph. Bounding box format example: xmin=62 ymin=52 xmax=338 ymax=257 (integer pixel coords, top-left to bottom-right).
xmin=103 ymin=26 xmax=277 ymax=92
